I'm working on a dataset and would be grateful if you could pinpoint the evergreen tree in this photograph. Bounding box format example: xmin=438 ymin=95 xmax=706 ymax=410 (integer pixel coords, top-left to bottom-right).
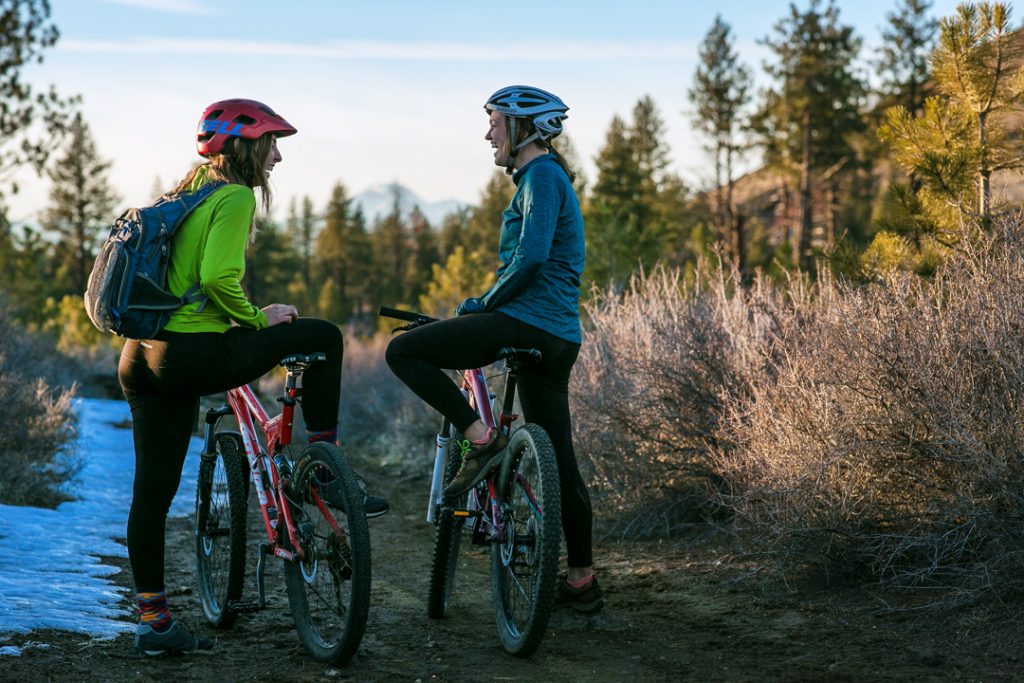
xmin=587 ymin=114 xmax=640 ymax=288
xmin=369 ymin=184 xmax=411 ymax=307
xmin=315 ymin=181 xmax=371 ymax=322
xmin=437 ymin=205 xmax=472 ymax=261
xmin=418 ymin=245 xmax=495 ymax=319
xmin=876 ymin=0 xmax=939 ymax=115
xmin=0 ymin=0 xmax=77 ymax=199
xmin=755 ymin=0 xmax=865 ymax=270
xmin=405 ymin=206 xmax=439 ymax=305
xmin=285 ymin=195 xmax=318 ymax=313
xmin=463 ymin=171 xmax=514 ymax=260
xmin=880 ymin=1 xmax=1024 ymax=234
xmin=689 ymin=14 xmax=753 ymax=271
xmin=42 ymin=111 xmax=119 ymax=298
xmin=245 ymin=215 xmax=298 ymax=307
xmin=587 ymin=98 xmax=682 ymax=289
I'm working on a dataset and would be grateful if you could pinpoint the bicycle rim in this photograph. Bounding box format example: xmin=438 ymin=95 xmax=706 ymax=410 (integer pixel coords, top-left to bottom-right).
xmin=194 ymin=432 xmax=248 ymax=629
xmin=283 ymin=442 xmax=371 ymax=665
xmin=491 ymin=423 xmax=561 ymax=657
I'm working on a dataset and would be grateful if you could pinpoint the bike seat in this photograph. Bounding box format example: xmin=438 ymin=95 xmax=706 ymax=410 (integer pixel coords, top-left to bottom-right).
xmin=278 ymin=352 xmax=327 ymax=370
xmin=497 ymin=347 xmax=542 ymax=365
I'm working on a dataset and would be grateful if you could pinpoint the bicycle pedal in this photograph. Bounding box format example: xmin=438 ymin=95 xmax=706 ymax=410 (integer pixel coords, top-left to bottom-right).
xmin=226 ymin=601 xmax=263 ymax=613
xmin=450 ymin=509 xmax=481 ymax=518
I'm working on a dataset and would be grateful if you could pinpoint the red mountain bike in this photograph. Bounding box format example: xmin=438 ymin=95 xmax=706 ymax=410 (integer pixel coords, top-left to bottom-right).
xmin=193 ymin=352 xmax=370 ymax=664
xmin=380 ymin=307 xmax=562 ymax=657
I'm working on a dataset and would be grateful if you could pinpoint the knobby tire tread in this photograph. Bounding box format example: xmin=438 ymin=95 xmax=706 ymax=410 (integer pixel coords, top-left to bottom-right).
xmin=283 ymin=442 xmax=371 ymax=665
xmin=426 ymin=439 xmax=467 ymax=619
xmin=491 ymin=423 xmax=561 ymax=657
xmin=194 ymin=432 xmax=248 ymax=629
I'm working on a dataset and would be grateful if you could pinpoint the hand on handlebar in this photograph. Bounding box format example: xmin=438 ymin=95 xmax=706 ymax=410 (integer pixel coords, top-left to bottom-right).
xmin=455 ymin=297 xmax=485 ymax=316
xmin=262 ymin=303 xmax=299 ymax=326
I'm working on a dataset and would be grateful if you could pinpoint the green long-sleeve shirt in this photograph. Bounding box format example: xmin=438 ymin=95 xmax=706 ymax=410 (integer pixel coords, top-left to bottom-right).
xmin=162 ymin=169 xmax=268 ymax=333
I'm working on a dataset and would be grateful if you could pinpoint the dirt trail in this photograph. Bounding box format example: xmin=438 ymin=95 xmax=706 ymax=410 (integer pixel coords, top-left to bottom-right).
xmin=3 ymin=453 xmax=1024 ymax=682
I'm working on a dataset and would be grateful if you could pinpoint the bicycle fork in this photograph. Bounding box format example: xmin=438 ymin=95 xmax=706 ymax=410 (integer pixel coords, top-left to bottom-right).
xmin=427 ymin=417 xmax=452 ymax=524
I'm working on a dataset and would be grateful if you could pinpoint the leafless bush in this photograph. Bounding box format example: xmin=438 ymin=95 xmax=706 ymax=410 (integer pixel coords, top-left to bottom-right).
xmin=713 ymin=218 xmax=1024 ymax=592
xmin=340 ymin=332 xmax=438 ymax=467
xmin=0 ymin=312 xmax=79 ymax=507
xmin=574 ymin=265 xmax=783 ymax=537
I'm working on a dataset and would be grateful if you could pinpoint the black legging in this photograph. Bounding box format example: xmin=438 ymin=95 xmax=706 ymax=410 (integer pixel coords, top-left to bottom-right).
xmin=118 ymin=318 xmax=343 ymax=592
xmin=385 ymin=312 xmax=593 ymax=568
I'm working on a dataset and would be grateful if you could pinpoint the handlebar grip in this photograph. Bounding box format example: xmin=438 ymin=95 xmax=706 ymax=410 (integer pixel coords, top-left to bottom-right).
xmin=377 ymin=306 xmax=438 ymax=324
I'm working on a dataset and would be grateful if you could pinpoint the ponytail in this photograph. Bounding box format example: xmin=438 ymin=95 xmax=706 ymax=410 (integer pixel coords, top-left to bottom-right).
xmin=545 ymin=142 xmax=577 ymax=184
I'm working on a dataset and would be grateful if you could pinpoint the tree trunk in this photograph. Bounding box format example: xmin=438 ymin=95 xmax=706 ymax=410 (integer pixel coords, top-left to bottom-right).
xmin=725 ymin=145 xmax=743 ymax=273
xmin=978 ymin=111 xmax=990 ymax=226
xmin=798 ymin=111 xmax=813 ymax=270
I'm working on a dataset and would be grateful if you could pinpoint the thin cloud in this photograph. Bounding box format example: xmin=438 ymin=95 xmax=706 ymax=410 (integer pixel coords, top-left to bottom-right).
xmin=97 ymin=0 xmax=221 ymax=16
xmin=59 ymin=37 xmax=694 ymax=61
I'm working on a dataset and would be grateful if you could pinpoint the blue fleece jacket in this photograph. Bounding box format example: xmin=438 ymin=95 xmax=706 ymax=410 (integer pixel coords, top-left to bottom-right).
xmin=467 ymin=154 xmax=585 ymax=343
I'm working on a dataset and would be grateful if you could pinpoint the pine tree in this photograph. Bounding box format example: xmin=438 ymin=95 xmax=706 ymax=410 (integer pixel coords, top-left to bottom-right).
xmin=876 ymin=0 xmax=939 ymax=115
xmin=880 ymin=1 xmax=1024 ymax=234
xmin=463 ymin=171 xmax=514 ymax=260
xmin=285 ymin=195 xmax=318 ymax=313
xmin=404 ymin=206 xmax=439 ymax=305
xmin=42 ymin=111 xmax=119 ymax=298
xmin=689 ymin=14 xmax=753 ymax=271
xmin=245 ymin=215 xmax=298 ymax=307
xmin=369 ymin=184 xmax=411 ymax=308
xmin=755 ymin=0 xmax=865 ymax=270
xmin=315 ymin=181 xmax=371 ymax=322
xmin=0 ymin=0 xmax=76 ymax=199
xmin=587 ymin=98 xmax=682 ymax=289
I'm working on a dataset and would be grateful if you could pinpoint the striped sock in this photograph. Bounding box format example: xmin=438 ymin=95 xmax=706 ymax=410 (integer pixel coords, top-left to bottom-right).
xmin=307 ymin=427 xmax=338 ymax=445
xmin=137 ymin=591 xmax=172 ymax=632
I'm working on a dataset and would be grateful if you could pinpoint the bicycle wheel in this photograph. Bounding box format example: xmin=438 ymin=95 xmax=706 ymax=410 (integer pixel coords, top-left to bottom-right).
xmin=426 ymin=438 xmax=467 ymax=619
xmin=283 ymin=442 xmax=371 ymax=665
xmin=490 ymin=423 xmax=561 ymax=657
xmin=195 ymin=432 xmax=248 ymax=629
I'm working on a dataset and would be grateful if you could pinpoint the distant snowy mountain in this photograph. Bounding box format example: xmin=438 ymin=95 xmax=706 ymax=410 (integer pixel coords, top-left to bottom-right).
xmin=352 ymin=182 xmax=465 ymax=227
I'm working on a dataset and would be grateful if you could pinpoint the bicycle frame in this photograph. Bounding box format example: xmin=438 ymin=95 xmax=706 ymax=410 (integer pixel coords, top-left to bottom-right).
xmin=202 ymin=375 xmax=342 ymax=566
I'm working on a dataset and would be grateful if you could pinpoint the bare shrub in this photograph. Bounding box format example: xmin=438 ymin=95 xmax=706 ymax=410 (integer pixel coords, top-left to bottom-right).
xmin=0 ymin=311 xmax=79 ymax=507
xmin=574 ymin=265 xmax=782 ymax=537
xmin=714 ymin=218 xmax=1024 ymax=593
xmin=340 ymin=331 xmax=438 ymax=467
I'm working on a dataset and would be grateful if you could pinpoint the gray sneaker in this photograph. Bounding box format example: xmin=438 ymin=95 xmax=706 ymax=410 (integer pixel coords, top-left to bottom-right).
xmin=444 ymin=429 xmax=509 ymax=497
xmin=133 ymin=622 xmax=214 ymax=656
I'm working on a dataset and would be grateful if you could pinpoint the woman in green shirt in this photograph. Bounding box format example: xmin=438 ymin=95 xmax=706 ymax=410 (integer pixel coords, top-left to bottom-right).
xmin=118 ymin=99 xmax=387 ymax=656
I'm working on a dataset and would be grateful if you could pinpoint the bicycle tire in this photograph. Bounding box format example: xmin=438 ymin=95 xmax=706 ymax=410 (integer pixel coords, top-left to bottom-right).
xmin=490 ymin=423 xmax=561 ymax=657
xmin=426 ymin=438 xmax=467 ymax=619
xmin=283 ymin=442 xmax=371 ymax=665
xmin=195 ymin=432 xmax=248 ymax=629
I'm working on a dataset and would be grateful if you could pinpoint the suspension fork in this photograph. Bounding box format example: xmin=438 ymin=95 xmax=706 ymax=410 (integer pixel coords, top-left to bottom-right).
xmin=427 ymin=416 xmax=453 ymax=524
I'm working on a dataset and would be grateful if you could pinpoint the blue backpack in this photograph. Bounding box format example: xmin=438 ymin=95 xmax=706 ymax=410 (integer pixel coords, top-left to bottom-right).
xmin=84 ymin=181 xmax=226 ymax=340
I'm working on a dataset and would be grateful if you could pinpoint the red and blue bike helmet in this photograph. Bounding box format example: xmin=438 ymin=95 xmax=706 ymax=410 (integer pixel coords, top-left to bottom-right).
xmin=196 ymin=98 xmax=297 ymax=157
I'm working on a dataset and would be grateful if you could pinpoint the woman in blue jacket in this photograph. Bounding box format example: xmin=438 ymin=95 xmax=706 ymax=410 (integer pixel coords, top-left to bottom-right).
xmin=386 ymin=85 xmax=601 ymax=613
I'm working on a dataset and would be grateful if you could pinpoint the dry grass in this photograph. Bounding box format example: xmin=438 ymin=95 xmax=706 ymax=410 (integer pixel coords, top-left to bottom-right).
xmin=0 ymin=310 xmax=80 ymax=507
xmin=576 ymin=216 xmax=1024 ymax=594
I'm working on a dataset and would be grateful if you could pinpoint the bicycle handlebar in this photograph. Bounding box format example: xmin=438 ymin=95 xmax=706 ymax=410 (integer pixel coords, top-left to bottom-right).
xmin=377 ymin=306 xmax=438 ymax=327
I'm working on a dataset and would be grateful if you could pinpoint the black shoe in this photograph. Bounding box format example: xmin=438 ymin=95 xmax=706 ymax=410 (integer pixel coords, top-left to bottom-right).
xmin=554 ymin=574 xmax=605 ymax=614
xmin=444 ymin=429 xmax=508 ymax=497
xmin=133 ymin=622 xmax=213 ymax=656
xmin=319 ymin=472 xmax=391 ymax=518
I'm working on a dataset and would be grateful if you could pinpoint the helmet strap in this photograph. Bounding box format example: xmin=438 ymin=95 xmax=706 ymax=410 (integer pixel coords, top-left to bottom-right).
xmin=504 ymin=117 xmax=519 ymax=175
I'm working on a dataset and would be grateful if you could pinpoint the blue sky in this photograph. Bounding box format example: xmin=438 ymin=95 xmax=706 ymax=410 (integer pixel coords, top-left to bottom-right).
xmin=8 ymin=0 xmax=968 ymax=224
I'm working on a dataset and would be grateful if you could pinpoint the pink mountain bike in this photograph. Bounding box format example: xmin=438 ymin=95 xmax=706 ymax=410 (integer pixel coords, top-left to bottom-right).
xmin=380 ymin=306 xmax=562 ymax=657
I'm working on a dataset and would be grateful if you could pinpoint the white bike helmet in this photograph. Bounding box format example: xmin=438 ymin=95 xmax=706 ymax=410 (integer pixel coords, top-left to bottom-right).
xmin=485 ymin=85 xmax=569 ymax=172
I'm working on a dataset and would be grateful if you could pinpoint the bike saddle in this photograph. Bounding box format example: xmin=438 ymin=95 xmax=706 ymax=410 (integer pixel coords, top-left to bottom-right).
xmin=278 ymin=352 xmax=327 ymax=369
xmin=496 ymin=347 xmax=542 ymax=365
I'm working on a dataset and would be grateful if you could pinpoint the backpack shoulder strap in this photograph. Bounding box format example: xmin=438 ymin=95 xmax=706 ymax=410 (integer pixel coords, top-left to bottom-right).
xmin=163 ymin=180 xmax=229 ymax=236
